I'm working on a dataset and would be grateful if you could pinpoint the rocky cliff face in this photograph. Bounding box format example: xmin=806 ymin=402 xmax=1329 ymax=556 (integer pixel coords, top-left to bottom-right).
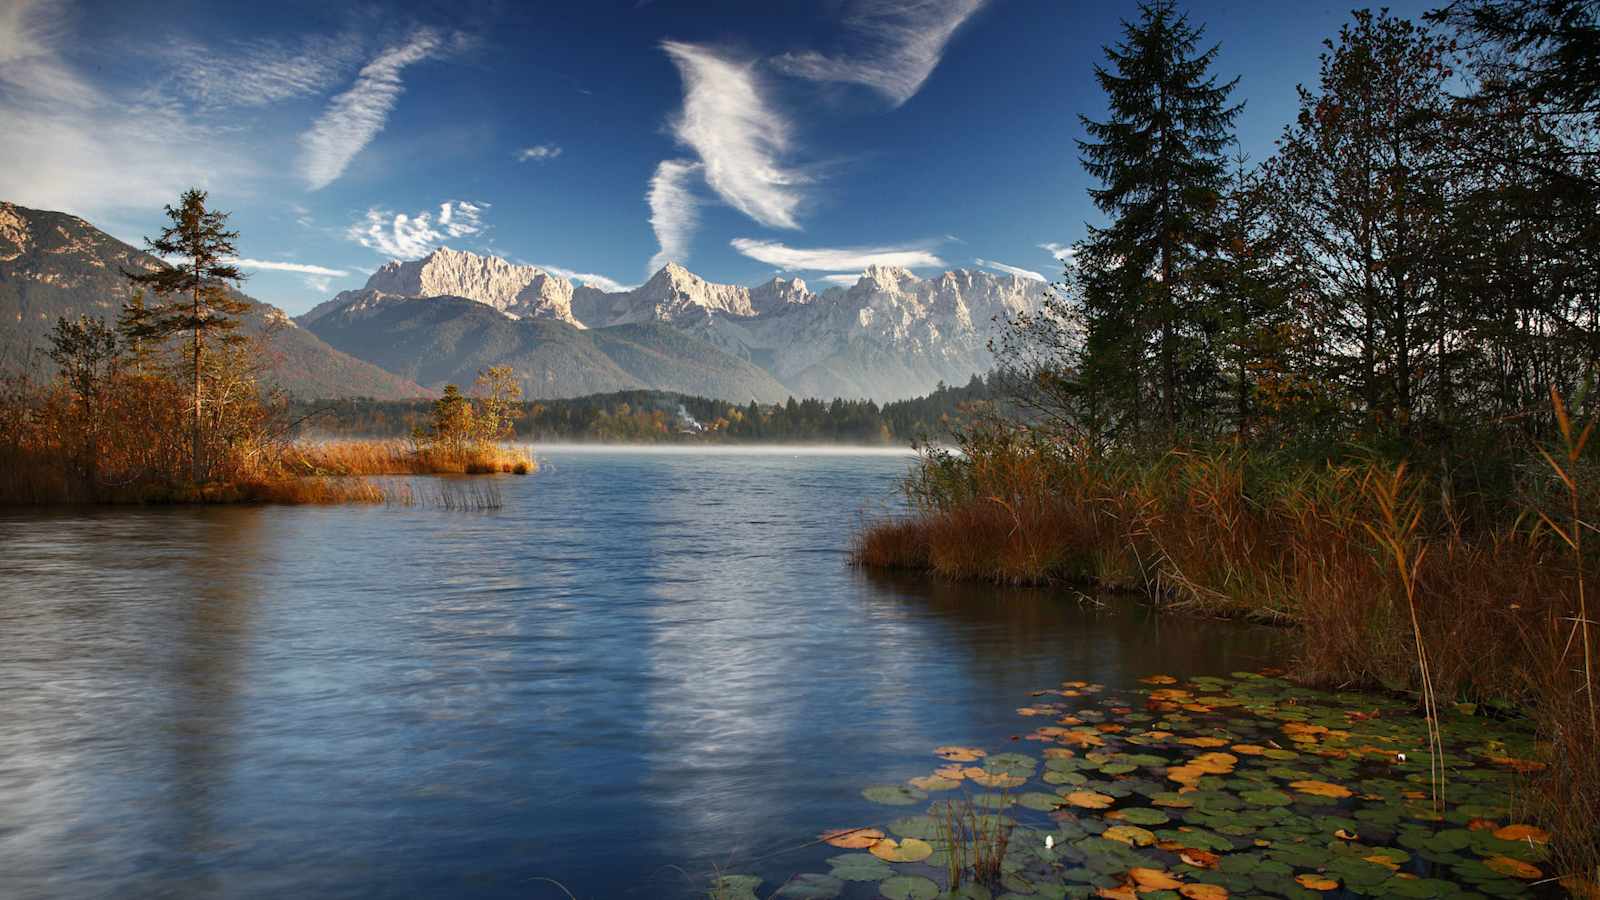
xmin=303 ymin=247 xmax=579 ymax=325
xmin=299 ymin=247 xmax=1051 ymax=401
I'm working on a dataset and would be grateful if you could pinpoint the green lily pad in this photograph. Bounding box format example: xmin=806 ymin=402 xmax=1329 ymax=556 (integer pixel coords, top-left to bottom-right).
xmin=862 ymin=785 xmax=927 ymax=806
xmin=773 ymin=873 xmax=844 ymax=899
xmin=879 ymin=875 xmax=940 ymax=900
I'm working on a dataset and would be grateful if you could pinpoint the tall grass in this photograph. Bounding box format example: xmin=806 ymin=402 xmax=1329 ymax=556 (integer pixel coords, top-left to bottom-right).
xmin=855 ymin=406 xmax=1600 ymax=878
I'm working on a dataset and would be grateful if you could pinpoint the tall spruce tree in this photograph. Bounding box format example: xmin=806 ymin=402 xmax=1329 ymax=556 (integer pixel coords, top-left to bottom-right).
xmin=122 ymin=189 xmax=249 ymax=483
xmin=1076 ymin=0 xmax=1241 ymax=436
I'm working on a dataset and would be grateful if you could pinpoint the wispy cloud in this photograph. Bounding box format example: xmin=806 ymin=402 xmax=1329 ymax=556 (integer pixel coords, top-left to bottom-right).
xmin=647 ymin=158 xmax=701 ymax=272
xmin=516 ymin=144 xmax=562 ymax=162
xmin=164 ymin=34 xmax=362 ymax=109
xmin=346 ymin=200 xmax=486 ymax=259
xmin=0 ymin=0 xmax=248 ymax=216
xmin=975 ymin=258 xmax=1045 ymax=281
xmin=1040 ymin=241 xmax=1075 ymax=261
xmin=299 ymin=28 xmax=443 ymax=190
xmin=773 ymin=0 xmax=984 ymax=107
xmin=232 ymin=258 xmax=348 ymax=278
xmin=535 ymin=264 xmax=633 ymax=293
xmin=731 ymin=238 xmax=944 ymax=271
xmin=662 ymin=41 xmax=805 ymax=230
xmin=818 ymin=273 xmax=865 ymax=286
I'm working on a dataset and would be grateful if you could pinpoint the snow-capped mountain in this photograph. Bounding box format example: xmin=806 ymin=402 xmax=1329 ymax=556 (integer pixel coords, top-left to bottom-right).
xmin=299 ymin=248 xmax=1051 ymax=401
xmin=302 ymin=247 xmax=580 ymax=325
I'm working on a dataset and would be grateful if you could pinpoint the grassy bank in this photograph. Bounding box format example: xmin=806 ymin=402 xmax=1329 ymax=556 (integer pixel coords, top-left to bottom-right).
xmin=854 ymin=418 xmax=1600 ymax=884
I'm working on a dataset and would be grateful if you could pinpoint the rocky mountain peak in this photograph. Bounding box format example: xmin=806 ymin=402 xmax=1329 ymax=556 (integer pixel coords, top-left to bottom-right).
xmin=357 ymin=247 xmax=579 ymax=325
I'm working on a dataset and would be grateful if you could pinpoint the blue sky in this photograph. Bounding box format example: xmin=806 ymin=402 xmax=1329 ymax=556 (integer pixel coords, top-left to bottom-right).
xmin=0 ymin=0 xmax=1435 ymax=315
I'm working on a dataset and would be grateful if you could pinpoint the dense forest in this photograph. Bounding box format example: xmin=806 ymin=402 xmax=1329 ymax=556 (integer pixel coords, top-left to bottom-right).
xmin=286 ymin=376 xmax=1003 ymax=445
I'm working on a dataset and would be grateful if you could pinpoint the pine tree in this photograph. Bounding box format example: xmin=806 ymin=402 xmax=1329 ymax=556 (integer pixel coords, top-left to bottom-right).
xmin=122 ymin=189 xmax=249 ymax=482
xmin=1076 ymin=0 xmax=1242 ymax=435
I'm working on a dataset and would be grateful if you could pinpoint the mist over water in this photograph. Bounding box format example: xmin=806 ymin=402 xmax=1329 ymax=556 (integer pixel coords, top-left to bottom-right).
xmin=0 ymin=450 xmax=1284 ymax=899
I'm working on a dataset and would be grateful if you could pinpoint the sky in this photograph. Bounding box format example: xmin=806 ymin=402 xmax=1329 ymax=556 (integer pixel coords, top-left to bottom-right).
xmin=0 ymin=0 xmax=1437 ymax=315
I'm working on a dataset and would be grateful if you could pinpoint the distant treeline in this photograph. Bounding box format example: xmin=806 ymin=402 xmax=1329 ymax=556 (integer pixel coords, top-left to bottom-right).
xmin=287 ymin=375 xmax=1002 ymax=444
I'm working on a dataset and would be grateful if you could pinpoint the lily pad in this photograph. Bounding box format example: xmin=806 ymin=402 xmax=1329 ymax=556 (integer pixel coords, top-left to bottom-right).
xmin=879 ymin=874 xmax=940 ymax=900
xmin=862 ymin=785 xmax=927 ymax=806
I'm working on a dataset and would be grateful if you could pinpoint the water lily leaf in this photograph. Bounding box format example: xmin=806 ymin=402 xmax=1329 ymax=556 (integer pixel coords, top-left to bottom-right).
xmin=1129 ymin=867 xmax=1183 ymax=890
xmin=1179 ymin=848 xmax=1222 ymax=869
xmin=879 ymin=874 xmax=940 ymax=900
xmin=936 ymin=746 xmax=988 ymax=762
xmin=1018 ymin=791 xmax=1065 ymax=811
xmin=773 ymin=873 xmax=844 ymax=899
xmin=985 ymin=752 xmax=1039 ymax=777
xmin=1289 ymin=780 xmax=1353 ymax=799
xmin=1295 ymin=873 xmax=1338 ymax=891
xmin=1103 ymin=825 xmax=1157 ymax=847
xmin=869 ymin=837 xmax=934 ymax=863
xmin=1108 ymin=807 xmax=1169 ymax=826
xmin=888 ymin=816 xmax=940 ymax=840
xmin=1240 ymin=789 xmax=1292 ymax=807
xmin=863 ymin=785 xmax=928 ymax=806
xmin=826 ymin=853 xmax=893 ymax=881
xmin=1178 ymin=885 xmax=1228 ymax=899
xmin=819 ymin=827 xmax=885 ymax=849
xmin=1141 ymin=675 xmax=1179 ymax=685
xmin=1065 ymin=790 xmax=1115 ymax=810
xmin=1491 ymin=824 xmax=1549 ymax=844
xmin=969 ymin=771 xmax=1028 ymax=788
xmin=1484 ymin=855 xmax=1541 ymax=879
xmin=711 ymin=875 xmax=762 ymax=899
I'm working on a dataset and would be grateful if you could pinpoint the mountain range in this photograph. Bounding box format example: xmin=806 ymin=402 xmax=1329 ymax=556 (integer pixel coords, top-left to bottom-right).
xmin=1 ymin=202 xmax=1051 ymax=402
xmin=302 ymin=247 xmax=1048 ymax=401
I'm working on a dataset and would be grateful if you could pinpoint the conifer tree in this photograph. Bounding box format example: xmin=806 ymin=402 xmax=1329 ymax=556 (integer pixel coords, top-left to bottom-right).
xmin=122 ymin=189 xmax=249 ymax=482
xmin=1076 ymin=0 xmax=1242 ymax=435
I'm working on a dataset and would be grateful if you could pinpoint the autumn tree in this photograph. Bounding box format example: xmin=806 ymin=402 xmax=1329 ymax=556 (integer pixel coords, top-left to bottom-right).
xmin=122 ymin=189 xmax=249 ymax=482
xmin=1268 ymin=11 xmax=1456 ymax=435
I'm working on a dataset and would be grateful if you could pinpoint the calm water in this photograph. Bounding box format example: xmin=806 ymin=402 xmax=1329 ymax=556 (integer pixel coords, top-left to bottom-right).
xmin=0 ymin=448 xmax=1284 ymax=899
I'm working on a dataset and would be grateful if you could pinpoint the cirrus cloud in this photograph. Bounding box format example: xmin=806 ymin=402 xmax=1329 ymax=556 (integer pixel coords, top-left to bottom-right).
xmin=662 ymin=41 xmax=806 ymax=230
xmin=346 ymin=200 xmax=486 ymax=260
xmin=974 ymin=258 xmax=1045 ymax=281
xmin=647 ymin=159 xmax=702 ymax=272
xmin=773 ymin=0 xmax=985 ymax=107
xmin=731 ymin=238 xmax=944 ymax=271
xmin=299 ymin=28 xmax=444 ymax=191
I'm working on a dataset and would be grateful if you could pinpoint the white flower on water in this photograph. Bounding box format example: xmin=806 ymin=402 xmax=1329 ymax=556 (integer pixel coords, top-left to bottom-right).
xmin=1044 ymin=835 xmax=1054 ymax=850
xmin=1396 ymin=753 xmax=1407 ymax=762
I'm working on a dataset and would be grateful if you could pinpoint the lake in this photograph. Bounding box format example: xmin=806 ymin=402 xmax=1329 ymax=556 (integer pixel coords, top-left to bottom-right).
xmin=0 ymin=448 xmax=1286 ymax=899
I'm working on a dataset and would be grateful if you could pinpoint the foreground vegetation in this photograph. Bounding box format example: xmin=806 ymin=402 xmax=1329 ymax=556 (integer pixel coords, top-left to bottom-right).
xmin=0 ymin=191 xmax=532 ymax=506
xmin=860 ymin=0 xmax=1600 ymax=888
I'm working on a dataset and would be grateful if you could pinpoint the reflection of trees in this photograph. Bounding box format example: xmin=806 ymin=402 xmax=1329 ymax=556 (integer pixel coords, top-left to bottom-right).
xmin=167 ymin=507 xmax=265 ymax=879
xmin=855 ymin=567 xmax=1291 ymax=685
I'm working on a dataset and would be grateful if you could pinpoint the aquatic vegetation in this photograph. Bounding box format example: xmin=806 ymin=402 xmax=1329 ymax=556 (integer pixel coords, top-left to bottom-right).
xmin=729 ymin=670 xmax=1566 ymax=899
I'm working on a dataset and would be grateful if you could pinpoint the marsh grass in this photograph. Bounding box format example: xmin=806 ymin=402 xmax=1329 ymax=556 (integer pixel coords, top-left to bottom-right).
xmin=931 ymin=794 xmax=1014 ymax=891
xmin=855 ymin=403 xmax=1600 ymax=878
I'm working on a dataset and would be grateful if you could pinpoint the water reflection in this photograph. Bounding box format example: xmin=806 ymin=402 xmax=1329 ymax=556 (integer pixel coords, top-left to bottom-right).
xmin=0 ymin=453 xmax=1287 ymax=899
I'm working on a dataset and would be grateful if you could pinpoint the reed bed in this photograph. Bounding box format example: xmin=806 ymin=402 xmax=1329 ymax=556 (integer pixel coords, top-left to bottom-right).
xmin=855 ymin=411 xmax=1600 ymax=880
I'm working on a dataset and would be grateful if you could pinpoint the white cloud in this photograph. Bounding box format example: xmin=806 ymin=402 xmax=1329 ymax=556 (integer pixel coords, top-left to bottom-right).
xmin=230 ymin=258 xmax=348 ymax=277
xmin=731 ymin=238 xmax=944 ymax=271
xmin=975 ymin=258 xmax=1045 ymax=281
xmin=516 ymin=144 xmax=562 ymax=162
xmin=818 ymin=273 xmax=865 ymax=286
xmin=164 ymin=34 xmax=362 ymax=109
xmin=0 ymin=1 xmax=248 ymax=217
xmin=536 ymin=264 xmax=634 ymax=294
xmin=662 ymin=41 xmax=805 ymax=230
xmin=772 ymin=0 xmax=984 ymax=107
xmin=299 ymin=29 xmax=442 ymax=190
xmin=346 ymin=200 xmax=486 ymax=259
xmin=1040 ymin=241 xmax=1075 ymax=261
xmin=647 ymin=158 xmax=701 ymax=272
